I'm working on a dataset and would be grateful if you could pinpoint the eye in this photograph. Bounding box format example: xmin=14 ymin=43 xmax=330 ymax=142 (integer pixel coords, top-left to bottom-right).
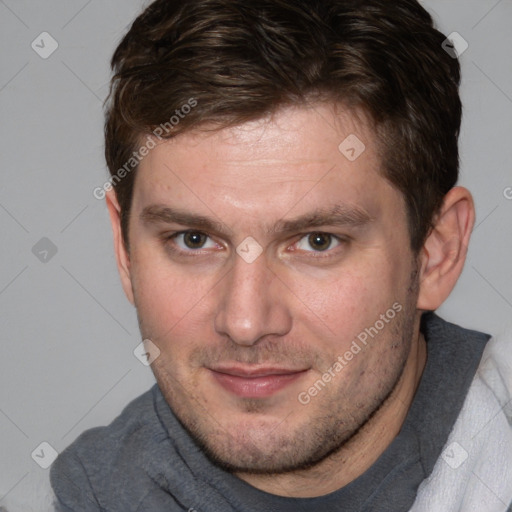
xmin=294 ymin=232 xmax=342 ymax=253
xmin=168 ymin=231 xmax=219 ymax=252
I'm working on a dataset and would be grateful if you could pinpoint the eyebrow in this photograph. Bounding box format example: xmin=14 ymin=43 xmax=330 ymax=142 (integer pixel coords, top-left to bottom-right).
xmin=140 ymin=203 xmax=373 ymax=236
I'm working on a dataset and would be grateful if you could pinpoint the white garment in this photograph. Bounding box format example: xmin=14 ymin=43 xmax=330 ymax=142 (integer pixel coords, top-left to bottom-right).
xmin=0 ymin=469 xmax=55 ymax=512
xmin=411 ymin=326 xmax=512 ymax=512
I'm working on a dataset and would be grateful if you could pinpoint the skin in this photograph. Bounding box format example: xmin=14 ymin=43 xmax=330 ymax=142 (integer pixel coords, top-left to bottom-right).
xmin=106 ymin=102 xmax=474 ymax=498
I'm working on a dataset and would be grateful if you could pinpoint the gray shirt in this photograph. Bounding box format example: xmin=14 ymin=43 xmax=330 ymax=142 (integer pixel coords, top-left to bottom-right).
xmin=50 ymin=312 xmax=490 ymax=511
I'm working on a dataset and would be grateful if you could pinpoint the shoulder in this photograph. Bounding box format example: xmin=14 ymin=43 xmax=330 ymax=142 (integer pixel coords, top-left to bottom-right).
xmin=412 ymin=322 xmax=512 ymax=512
xmin=477 ymin=322 xmax=512 ymax=412
xmin=54 ymin=383 xmax=160 ymax=467
xmin=50 ymin=384 xmax=165 ymax=509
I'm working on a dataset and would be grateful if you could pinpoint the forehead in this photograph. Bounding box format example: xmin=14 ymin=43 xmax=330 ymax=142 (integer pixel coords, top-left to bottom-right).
xmin=132 ymin=102 xmax=403 ymax=232
xmin=150 ymin=102 xmax=373 ymax=168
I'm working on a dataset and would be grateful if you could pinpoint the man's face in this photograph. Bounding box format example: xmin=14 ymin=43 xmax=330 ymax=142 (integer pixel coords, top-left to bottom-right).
xmin=122 ymin=103 xmax=421 ymax=474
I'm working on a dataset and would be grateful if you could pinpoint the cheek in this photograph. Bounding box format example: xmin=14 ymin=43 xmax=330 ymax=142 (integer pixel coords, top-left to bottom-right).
xmin=285 ymin=259 xmax=401 ymax=341
xmin=130 ymin=248 xmax=214 ymax=341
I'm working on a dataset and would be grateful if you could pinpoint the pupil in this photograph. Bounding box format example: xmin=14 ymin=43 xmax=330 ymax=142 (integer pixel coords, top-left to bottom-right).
xmin=309 ymin=233 xmax=330 ymax=251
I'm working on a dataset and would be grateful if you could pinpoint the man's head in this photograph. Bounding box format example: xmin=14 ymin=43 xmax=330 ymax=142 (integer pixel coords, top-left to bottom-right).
xmin=103 ymin=0 xmax=474 ymax=492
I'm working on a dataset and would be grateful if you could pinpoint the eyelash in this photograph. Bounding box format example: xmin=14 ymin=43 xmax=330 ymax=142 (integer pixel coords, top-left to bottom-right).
xmin=162 ymin=230 xmax=348 ymax=259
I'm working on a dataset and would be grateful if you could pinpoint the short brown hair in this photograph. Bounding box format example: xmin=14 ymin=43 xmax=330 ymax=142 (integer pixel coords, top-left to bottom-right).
xmin=104 ymin=0 xmax=462 ymax=253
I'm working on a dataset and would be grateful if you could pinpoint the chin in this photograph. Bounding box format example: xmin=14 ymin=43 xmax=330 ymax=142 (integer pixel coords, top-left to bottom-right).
xmin=175 ymin=408 xmax=356 ymax=475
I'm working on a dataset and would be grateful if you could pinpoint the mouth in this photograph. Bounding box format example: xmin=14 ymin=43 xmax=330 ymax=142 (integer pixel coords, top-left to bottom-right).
xmin=208 ymin=365 xmax=309 ymax=399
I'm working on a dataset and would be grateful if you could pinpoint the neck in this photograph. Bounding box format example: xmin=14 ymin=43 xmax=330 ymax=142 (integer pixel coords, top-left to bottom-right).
xmin=236 ymin=328 xmax=428 ymax=498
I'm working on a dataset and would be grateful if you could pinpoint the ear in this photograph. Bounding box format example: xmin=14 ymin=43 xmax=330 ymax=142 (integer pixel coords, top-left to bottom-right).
xmin=105 ymin=189 xmax=135 ymax=306
xmin=417 ymin=186 xmax=475 ymax=311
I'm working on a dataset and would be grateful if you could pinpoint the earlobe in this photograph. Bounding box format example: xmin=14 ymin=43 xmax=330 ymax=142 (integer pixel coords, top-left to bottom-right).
xmin=105 ymin=189 xmax=135 ymax=306
xmin=417 ymin=187 xmax=475 ymax=311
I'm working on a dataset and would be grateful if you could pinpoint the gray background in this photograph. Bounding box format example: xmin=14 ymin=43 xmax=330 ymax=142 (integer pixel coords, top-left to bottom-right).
xmin=0 ymin=0 xmax=511 ymax=507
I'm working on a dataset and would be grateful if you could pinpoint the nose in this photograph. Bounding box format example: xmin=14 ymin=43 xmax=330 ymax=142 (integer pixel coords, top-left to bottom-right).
xmin=213 ymin=250 xmax=292 ymax=347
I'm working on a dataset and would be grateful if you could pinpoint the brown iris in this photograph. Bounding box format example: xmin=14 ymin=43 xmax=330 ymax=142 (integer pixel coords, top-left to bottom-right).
xmin=307 ymin=233 xmax=332 ymax=251
xmin=183 ymin=232 xmax=208 ymax=249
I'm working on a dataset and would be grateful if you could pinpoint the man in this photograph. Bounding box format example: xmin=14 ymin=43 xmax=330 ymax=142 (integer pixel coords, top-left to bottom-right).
xmin=50 ymin=0 xmax=512 ymax=510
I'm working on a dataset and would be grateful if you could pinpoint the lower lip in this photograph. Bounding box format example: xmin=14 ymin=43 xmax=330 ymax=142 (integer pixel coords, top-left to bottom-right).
xmin=210 ymin=370 xmax=307 ymax=398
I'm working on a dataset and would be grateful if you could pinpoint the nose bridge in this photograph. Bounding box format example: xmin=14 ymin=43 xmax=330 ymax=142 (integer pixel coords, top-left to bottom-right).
xmin=214 ymin=251 xmax=291 ymax=346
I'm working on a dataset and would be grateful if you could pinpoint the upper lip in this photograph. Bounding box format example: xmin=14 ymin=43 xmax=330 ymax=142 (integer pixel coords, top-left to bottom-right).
xmin=209 ymin=365 xmax=309 ymax=378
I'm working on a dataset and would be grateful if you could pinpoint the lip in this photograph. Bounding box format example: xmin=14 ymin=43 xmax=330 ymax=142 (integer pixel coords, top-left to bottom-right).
xmin=209 ymin=365 xmax=308 ymax=398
